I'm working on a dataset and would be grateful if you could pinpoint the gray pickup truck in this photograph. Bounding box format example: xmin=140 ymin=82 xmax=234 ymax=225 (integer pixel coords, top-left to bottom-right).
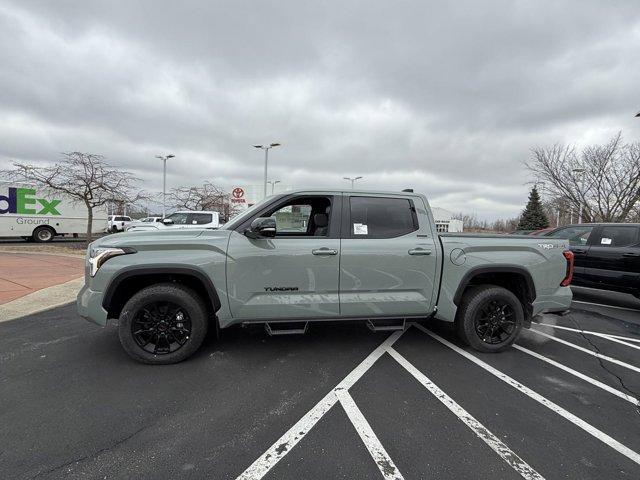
xmin=78 ymin=189 xmax=573 ymax=364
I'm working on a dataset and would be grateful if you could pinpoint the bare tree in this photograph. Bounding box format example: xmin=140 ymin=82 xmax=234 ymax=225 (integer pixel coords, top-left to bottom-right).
xmin=169 ymin=181 xmax=238 ymax=222
xmin=1 ymin=152 xmax=146 ymax=242
xmin=526 ymin=133 xmax=640 ymax=222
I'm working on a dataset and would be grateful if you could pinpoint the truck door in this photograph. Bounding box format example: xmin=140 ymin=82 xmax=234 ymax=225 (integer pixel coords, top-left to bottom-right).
xmin=583 ymin=225 xmax=640 ymax=293
xmin=226 ymin=194 xmax=341 ymax=319
xmin=339 ymin=195 xmax=438 ymax=317
xmin=545 ymin=225 xmax=595 ymax=284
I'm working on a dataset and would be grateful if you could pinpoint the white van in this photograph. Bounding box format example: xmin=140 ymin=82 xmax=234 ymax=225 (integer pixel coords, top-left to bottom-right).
xmin=0 ymin=182 xmax=108 ymax=242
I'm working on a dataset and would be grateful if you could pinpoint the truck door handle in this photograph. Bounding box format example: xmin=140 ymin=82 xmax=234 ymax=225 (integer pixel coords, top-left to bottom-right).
xmin=312 ymin=248 xmax=338 ymax=256
xmin=623 ymin=252 xmax=640 ymax=257
xmin=572 ymin=249 xmax=587 ymax=255
xmin=409 ymin=248 xmax=432 ymax=256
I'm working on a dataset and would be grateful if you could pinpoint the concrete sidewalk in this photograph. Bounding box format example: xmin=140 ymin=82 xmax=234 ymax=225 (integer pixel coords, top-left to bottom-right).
xmin=0 ymin=252 xmax=85 ymax=304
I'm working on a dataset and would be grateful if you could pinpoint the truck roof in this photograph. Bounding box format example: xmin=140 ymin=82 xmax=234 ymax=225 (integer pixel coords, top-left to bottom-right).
xmin=272 ymin=188 xmax=426 ymax=198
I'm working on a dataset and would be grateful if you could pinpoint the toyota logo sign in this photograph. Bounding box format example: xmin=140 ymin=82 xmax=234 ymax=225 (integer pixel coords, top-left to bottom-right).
xmin=232 ymin=187 xmax=244 ymax=199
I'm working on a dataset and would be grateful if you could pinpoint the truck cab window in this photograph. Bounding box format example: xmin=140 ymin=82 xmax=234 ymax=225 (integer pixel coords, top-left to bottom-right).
xmin=268 ymin=196 xmax=332 ymax=236
xmin=595 ymin=226 xmax=639 ymax=247
xmin=349 ymin=196 xmax=418 ymax=239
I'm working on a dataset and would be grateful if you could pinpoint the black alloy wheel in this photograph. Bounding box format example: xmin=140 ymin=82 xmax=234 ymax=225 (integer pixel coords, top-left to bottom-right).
xmin=131 ymin=301 xmax=192 ymax=355
xmin=474 ymin=299 xmax=516 ymax=344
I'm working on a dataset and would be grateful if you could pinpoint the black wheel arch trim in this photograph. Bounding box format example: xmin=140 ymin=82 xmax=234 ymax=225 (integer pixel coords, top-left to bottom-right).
xmin=453 ymin=265 xmax=536 ymax=306
xmin=102 ymin=265 xmax=222 ymax=314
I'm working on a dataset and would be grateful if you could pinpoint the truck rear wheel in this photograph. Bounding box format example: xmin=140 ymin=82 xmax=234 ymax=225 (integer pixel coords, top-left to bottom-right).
xmin=455 ymin=285 xmax=523 ymax=353
xmin=118 ymin=283 xmax=209 ymax=364
xmin=32 ymin=226 xmax=55 ymax=243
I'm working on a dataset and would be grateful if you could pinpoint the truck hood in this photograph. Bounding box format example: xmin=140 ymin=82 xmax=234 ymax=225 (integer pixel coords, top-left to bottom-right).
xmin=92 ymin=228 xmax=232 ymax=250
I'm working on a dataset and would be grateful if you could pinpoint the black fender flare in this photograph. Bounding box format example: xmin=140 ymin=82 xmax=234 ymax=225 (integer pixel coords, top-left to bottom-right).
xmin=452 ymin=265 xmax=536 ymax=306
xmin=102 ymin=265 xmax=222 ymax=313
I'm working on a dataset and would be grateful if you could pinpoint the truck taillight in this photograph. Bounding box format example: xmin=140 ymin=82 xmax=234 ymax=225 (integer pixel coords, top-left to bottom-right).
xmin=560 ymin=250 xmax=574 ymax=286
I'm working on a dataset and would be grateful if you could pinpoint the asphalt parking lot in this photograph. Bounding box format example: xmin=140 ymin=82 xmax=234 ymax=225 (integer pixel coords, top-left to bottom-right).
xmin=1 ymin=289 xmax=639 ymax=479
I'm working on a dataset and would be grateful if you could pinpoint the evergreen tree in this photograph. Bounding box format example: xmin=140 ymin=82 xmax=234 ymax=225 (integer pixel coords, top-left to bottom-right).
xmin=517 ymin=186 xmax=549 ymax=230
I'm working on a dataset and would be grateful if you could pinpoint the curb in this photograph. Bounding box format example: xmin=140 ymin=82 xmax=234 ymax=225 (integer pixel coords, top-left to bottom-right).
xmin=0 ymin=277 xmax=84 ymax=323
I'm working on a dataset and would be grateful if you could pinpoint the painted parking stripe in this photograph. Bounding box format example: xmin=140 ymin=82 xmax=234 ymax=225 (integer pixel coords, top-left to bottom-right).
xmin=536 ymin=322 xmax=640 ymax=345
xmin=513 ymin=344 xmax=639 ymax=406
xmin=336 ymin=389 xmax=405 ymax=480
xmin=530 ymin=328 xmax=640 ymax=374
xmin=235 ymin=330 xmax=405 ymax=480
xmin=387 ymin=347 xmax=545 ymax=480
xmin=572 ymin=300 xmax=640 ymax=313
xmin=414 ymin=324 xmax=640 ymax=467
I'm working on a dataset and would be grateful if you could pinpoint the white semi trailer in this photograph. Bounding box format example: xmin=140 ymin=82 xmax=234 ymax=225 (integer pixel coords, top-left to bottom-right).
xmin=0 ymin=182 xmax=108 ymax=242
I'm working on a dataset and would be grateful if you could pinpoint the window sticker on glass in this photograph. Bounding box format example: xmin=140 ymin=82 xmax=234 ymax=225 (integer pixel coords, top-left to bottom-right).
xmin=353 ymin=223 xmax=368 ymax=235
xmin=601 ymin=237 xmax=612 ymax=245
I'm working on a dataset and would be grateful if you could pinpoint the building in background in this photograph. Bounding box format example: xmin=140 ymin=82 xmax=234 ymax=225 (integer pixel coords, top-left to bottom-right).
xmin=432 ymin=207 xmax=463 ymax=233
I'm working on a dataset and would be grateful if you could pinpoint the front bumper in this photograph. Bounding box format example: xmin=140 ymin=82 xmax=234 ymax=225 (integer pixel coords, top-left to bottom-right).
xmin=77 ymin=284 xmax=109 ymax=326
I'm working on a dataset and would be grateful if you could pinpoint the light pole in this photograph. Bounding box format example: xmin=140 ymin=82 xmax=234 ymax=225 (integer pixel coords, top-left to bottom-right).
xmin=254 ymin=143 xmax=281 ymax=198
xmin=343 ymin=176 xmax=363 ymax=189
xmin=572 ymin=168 xmax=586 ymax=223
xmin=156 ymin=154 xmax=175 ymax=218
xmin=268 ymin=180 xmax=281 ymax=194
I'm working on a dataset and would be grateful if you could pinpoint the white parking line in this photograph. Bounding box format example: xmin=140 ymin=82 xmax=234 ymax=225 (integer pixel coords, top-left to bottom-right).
xmin=530 ymin=328 xmax=640 ymax=374
xmin=513 ymin=344 xmax=639 ymax=406
xmin=414 ymin=324 xmax=640 ymax=467
xmin=235 ymin=330 xmax=405 ymax=480
xmin=536 ymin=323 xmax=640 ymax=345
xmin=537 ymin=323 xmax=640 ymax=352
xmin=336 ymin=389 xmax=405 ymax=480
xmin=572 ymin=300 xmax=640 ymax=313
xmin=387 ymin=347 xmax=545 ymax=480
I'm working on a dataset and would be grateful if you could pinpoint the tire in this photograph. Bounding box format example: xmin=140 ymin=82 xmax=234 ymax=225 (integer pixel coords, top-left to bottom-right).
xmin=32 ymin=226 xmax=55 ymax=243
xmin=110 ymin=226 xmax=119 ymax=233
xmin=455 ymin=285 xmax=524 ymax=353
xmin=118 ymin=283 xmax=209 ymax=364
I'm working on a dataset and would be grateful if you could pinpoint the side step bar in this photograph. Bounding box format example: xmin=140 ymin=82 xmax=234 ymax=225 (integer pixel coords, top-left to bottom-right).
xmin=366 ymin=318 xmax=407 ymax=332
xmin=265 ymin=321 xmax=309 ymax=336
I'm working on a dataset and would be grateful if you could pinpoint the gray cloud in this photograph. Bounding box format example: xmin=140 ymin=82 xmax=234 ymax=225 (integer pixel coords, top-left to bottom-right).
xmin=1 ymin=0 xmax=639 ymax=218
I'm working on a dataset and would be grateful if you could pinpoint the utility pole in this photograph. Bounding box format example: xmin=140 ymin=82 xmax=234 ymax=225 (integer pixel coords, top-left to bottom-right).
xmin=343 ymin=176 xmax=363 ymax=189
xmin=155 ymin=154 xmax=175 ymax=218
xmin=253 ymin=143 xmax=281 ymax=198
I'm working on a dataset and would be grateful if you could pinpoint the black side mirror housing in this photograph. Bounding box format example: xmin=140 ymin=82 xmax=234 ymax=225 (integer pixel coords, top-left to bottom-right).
xmin=245 ymin=217 xmax=277 ymax=239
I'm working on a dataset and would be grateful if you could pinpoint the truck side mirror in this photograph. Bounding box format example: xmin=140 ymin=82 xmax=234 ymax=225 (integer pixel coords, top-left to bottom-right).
xmin=162 ymin=218 xmax=174 ymax=226
xmin=245 ymin=217 xmax=276 ymax=239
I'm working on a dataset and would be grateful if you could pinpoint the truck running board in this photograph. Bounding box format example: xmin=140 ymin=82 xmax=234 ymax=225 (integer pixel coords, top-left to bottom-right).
xmin=366 ymin=318 xmax=407 ymax=332
xmin=265 ymin=321 xmax=309 ymax=336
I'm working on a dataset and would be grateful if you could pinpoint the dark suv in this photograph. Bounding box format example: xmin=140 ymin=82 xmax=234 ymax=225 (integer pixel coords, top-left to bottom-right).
xmin=544 ymin=223 xmax=640 ymax=298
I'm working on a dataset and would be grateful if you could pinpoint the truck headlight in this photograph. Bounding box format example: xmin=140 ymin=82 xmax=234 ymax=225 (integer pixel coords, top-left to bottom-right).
xmin=88 ymin=247 xmax=135 ymax=277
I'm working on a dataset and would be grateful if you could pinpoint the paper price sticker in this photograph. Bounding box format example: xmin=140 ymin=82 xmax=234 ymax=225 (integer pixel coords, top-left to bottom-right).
xmin=601 ymin=237 xmax=612 ymax=245
xmin=353 ymin=223 xmax=368 ymax=235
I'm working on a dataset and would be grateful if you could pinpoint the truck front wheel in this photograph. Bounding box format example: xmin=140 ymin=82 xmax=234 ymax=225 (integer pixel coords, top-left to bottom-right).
xmin=455 ymin=285 xmax=524 ymax=353
xmin=118 ymin=283 xmax=209 ymax=364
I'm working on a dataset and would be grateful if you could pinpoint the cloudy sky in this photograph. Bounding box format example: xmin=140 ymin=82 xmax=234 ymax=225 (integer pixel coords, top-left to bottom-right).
xmin=1 ymin=0 xmax=639 ymax=219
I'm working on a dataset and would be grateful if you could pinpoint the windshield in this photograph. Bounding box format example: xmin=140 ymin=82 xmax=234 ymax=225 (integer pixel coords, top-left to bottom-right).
xmin=222 ymin=196 xmax=278 ymax=230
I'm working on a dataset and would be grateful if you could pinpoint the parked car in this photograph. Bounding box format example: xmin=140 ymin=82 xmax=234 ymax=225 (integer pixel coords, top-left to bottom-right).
xmin=0 ymin=182 xmax=107 ymax=242
xmin=106 ymin=215 xmax=132 ymax=233
xmin=125 ymin=216 xmax=163 ymax=231
xmin=544 ymin=223 xmax=640 ymax=298
xmin=78 ymin=189 xmax=572 ymax=364
xmin=126 ymin=211 xmax=219 ymax=231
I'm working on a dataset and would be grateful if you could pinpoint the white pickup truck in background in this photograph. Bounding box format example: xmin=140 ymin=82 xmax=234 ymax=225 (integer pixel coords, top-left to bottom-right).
xmin=0 ymin=182 xmax=107 ymax=242
xmin=126 ymin=210 xmax=220 ymax=232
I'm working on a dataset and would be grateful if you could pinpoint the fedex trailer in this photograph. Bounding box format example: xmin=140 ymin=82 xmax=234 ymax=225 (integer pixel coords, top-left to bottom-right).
xmin=0 ymin=182 xmax=108 ymax=242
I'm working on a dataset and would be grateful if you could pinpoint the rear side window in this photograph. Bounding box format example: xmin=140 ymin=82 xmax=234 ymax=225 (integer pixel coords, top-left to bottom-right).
xmin=595 ymin=226 xmax=639 ymax=247
xmin=546 ymin=225 xmax=593 ymax=246
xmin=187 ymin=213 xmax=213 ymax=225
xmin=349 ymin=196 xmax=418 ymax=239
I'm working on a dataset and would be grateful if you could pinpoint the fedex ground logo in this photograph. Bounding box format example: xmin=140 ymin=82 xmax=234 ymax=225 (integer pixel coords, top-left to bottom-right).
xmin=0 ymin=187 xmax=62 ymax=216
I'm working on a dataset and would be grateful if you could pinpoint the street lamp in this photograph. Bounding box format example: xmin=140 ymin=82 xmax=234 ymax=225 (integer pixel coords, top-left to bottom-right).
xmin=254 ymin=143 xmax=281 ymax=198
xmin=572 ymin=168 xmax=586 ymax=224
xmin=343 ymin=176 xmax=363 ymax=189
xmin=267 ymin=180 xmax=281 ymax=194
xmin=155 ymin=154 xmax=175 ymax=218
